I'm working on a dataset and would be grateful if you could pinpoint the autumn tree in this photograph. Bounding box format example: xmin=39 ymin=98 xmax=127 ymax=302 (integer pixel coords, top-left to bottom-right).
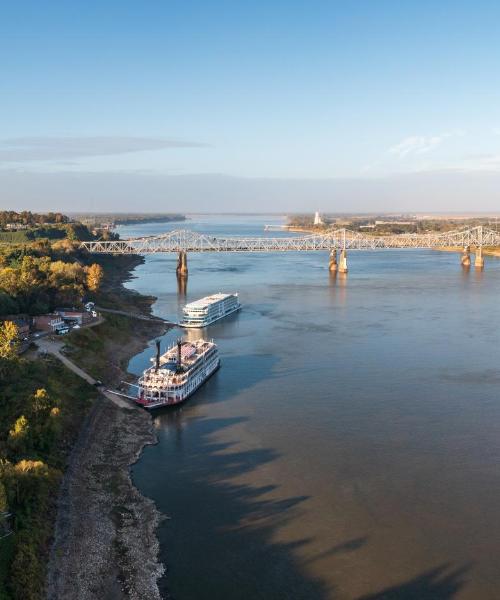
xmin=7 ymin=415 xmax=30 ymax=455
xmin=85 ymin=263 xmax=104 ymax=292
xmin=0 ymin=320 xmax=19 ymax=359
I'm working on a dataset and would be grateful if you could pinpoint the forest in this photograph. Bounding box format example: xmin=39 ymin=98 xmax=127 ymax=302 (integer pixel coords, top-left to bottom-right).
xmin=0 ymin=212 xmax=68 ymax=228
xmin=0 ymin=211 xmax=106 ymax=597
xmin=0 ymin=219 xmax=103 ymax=317
xmin=0 ymin=330 xmax=96 ymax=599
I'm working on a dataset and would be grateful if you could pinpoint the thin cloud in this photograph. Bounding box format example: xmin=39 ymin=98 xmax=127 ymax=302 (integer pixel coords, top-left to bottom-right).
xmin=451 ymin=153 xmax=500 ymax=172
xmin=389 ymin=130 xmax=464 ymax=158
xmin=0 ymin=136 xmax=207 ymax=162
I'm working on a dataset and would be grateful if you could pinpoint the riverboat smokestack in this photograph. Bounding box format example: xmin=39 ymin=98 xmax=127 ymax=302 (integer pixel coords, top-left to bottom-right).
xmin=155 ymin=339 xmax=161 ymax=372
xmin=177 ymin=338 xmax=182 ymax=371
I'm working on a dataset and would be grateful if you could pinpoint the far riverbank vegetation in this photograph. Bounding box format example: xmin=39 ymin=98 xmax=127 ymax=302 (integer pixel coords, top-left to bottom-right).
xmin=288 ymin=213 xmax=500 ymax=235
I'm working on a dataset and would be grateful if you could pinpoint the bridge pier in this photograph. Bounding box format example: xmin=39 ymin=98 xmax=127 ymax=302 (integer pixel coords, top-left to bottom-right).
xmin=475 ymin=247 xmax=484 ymax=269
xmin=176 ymin=250 xmax=188 ymax=277
xmin=461 ymin=246 xmax=471 ymax=267
xmin=329 ymin=249 xmax=338 ymax=272
xmin=338 ymin=249 xmax=348 ymax=274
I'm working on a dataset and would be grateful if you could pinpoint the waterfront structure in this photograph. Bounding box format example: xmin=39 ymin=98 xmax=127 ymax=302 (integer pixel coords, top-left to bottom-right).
xmin=176 ymin=249 xmax=188 ymax=277
xmin=55 ymin=308 xmax=92 ymax=325
xmin=82 ymin=225 xmax=498 ymax=273
xmin=33 ymin=313 xmax=64 ymax=332
xmin=180 ymin=293 xmax=240 ymax=328
xmin=136 ymin=338 xmax=219 ymax=409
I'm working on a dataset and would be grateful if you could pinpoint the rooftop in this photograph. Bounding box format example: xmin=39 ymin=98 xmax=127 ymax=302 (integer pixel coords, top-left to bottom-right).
xmin=184 ymin=293 xmax=235 ymax=310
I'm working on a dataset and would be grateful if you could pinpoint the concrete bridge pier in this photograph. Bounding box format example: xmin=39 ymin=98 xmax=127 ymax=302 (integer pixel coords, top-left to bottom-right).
xmin=176 ymin=250 xmax=188 ymax=277
xmin=338 ymin=249 xmax=348 ymax=274
xmin=475 ymin=247 xmax=484 ymax=269
xmin=329 ymin=249 xmax=338 ymax=272
xmin=461 ymin=246 xmax=471 ymax=267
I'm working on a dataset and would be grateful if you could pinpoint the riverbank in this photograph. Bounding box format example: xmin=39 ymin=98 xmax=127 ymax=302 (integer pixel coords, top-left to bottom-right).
xmin=436 ymin=245 xmax=500 ymax=257
xmin=46 ymin=254 xmax=171 ymax=599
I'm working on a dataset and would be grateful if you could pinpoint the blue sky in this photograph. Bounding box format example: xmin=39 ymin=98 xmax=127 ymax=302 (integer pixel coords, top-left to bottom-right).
xmin=2 ymin=1 xmax=500 ymax=211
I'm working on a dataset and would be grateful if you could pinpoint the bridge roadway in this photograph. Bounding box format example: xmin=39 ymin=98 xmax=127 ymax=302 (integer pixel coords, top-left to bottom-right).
xmin=81 ymin=226 xmax=500 ymax=254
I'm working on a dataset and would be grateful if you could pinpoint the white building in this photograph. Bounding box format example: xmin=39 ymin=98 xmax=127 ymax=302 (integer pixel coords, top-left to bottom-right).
xmin=313 ymin=211 xmax=324 ymax=226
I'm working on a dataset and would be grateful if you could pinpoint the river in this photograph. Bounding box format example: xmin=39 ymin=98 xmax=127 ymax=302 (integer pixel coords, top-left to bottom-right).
xmin=118 ymin=215 xmax=500 ymax=599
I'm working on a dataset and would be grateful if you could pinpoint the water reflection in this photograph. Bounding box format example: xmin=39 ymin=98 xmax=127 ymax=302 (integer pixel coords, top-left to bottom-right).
xmin=328 ymin=269 xmax=348 ymax=306
xmin=176 ymin=273 xmax=188 ymax=296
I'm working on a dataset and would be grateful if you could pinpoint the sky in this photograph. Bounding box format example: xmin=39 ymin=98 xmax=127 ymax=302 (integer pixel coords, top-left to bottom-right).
xmin=1 ymin=0 xmax=500 ymax=213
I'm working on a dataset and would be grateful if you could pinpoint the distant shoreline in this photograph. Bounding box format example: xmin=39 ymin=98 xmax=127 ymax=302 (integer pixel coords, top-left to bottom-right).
xmin=114 ymin=215 xmax=186 ymax=226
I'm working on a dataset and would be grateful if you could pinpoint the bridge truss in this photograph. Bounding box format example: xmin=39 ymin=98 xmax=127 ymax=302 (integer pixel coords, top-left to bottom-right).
xmin=81 ymin=226 xmax=500 ymax=254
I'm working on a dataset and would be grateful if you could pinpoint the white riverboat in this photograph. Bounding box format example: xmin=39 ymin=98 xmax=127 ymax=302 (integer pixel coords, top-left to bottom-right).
xmin=136 ymin=338 xmax=220 ymax=409
xmin=180 ymin=293 xmax=241 ymax=328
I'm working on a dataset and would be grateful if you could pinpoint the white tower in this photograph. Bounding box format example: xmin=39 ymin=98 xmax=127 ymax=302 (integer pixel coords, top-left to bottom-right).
xmin=314 ymin=210 xmax=323 ymax=225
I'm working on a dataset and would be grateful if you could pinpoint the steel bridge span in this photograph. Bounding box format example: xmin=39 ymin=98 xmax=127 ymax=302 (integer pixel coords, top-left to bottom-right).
xmin=81 ymin=226 xmax=498 ymax=273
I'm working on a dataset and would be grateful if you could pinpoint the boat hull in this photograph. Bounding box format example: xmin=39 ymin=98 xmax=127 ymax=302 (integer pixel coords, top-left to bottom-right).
xmin=136 ymin=359 xmax=220 ymax=410
xmin=180 ymin=304 xmax=241 ymax=328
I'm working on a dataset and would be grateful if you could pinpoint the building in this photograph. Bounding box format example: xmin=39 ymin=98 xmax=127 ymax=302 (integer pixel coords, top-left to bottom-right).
xmin=55 ymin=308 xmax=92 ymax=325
xmin=33 ymin=314 xmax=64 ymax=332
xmin=313 ymin=211 xmax=324 ymax=226
xmin=4 ymin=223 xmax=29 ymax=230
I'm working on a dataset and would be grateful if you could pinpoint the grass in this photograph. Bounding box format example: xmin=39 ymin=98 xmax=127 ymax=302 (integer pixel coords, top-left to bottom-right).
xmin=64 ymin=313 xmax=162 ymax=385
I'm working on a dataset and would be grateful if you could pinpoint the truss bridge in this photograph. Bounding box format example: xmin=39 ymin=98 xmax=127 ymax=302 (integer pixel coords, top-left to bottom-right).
xmin=81 ymin=226 xmax=498 ymax=274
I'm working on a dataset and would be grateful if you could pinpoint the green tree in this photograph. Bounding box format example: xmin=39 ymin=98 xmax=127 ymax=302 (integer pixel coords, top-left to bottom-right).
xmin=0 ymin=479 xmax=7 ymax=513
xmin=9 ymin=531 xmax=44 ymax=600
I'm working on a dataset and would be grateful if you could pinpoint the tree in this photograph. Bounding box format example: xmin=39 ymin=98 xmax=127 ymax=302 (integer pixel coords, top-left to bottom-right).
xmin=8 ymin=415 xmax=29 ymax=454
xmin=31 ymin=389 xmax=51 ymax=415
xmin=0 ymin=291 xmax=19 ymax=316
xmin=0 ymin=479 xmax=7 ymax=513
xmin=85 ymin=263 xmax=104 ymax=292
xmin=9 ymin=532 xmax=42 ymax=600
xmin=0 ymin=320 xmax=19 ymax=359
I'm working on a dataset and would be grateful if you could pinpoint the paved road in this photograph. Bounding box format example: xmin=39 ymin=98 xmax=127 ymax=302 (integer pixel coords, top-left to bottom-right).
xmin=36 ymin=337 xmax=134 ymax=410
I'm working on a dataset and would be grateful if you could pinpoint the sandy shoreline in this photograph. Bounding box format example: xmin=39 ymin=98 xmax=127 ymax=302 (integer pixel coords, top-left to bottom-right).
xmin=46 ymin=257 xmax=170 ymax=599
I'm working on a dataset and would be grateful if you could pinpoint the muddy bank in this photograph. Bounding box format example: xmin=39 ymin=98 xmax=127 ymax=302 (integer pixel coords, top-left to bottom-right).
xmin=46 ymin=255 xmax=172 ymax=599
xmin=46 ymin=398 xmax=164 ymax=600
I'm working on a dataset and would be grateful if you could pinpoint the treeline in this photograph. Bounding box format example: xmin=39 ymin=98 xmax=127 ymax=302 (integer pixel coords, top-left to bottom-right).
xmin=0 ymin=244 xmax=103 ymax=316
xmin=114 ymin=213 xmax=186 ymax=225
xmin=0 ymin=212 xmax=68 ymax=228
xmin=0 ymin=327 xmax=95 ymax=599
xmin=73 ymin=212 xmax=186 ymax=226
xmin=0 ymin=223 xmax=94 ymax=245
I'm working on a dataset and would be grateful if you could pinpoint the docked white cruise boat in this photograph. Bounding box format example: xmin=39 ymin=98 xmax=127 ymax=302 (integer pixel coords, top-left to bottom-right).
xmin=136 ymin=338 xmax=219 ymax=409
xmin=180 ymin=293 xmax=241 ymax=328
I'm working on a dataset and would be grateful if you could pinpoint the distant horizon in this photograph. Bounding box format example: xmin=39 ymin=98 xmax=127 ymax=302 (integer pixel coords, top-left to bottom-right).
xmin=64 ymin=210 xmax=500 ymax=217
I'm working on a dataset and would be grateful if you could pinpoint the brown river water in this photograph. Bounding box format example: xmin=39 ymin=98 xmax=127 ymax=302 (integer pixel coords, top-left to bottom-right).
xmin=121 ymin=216 xmax=500 ymax=599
